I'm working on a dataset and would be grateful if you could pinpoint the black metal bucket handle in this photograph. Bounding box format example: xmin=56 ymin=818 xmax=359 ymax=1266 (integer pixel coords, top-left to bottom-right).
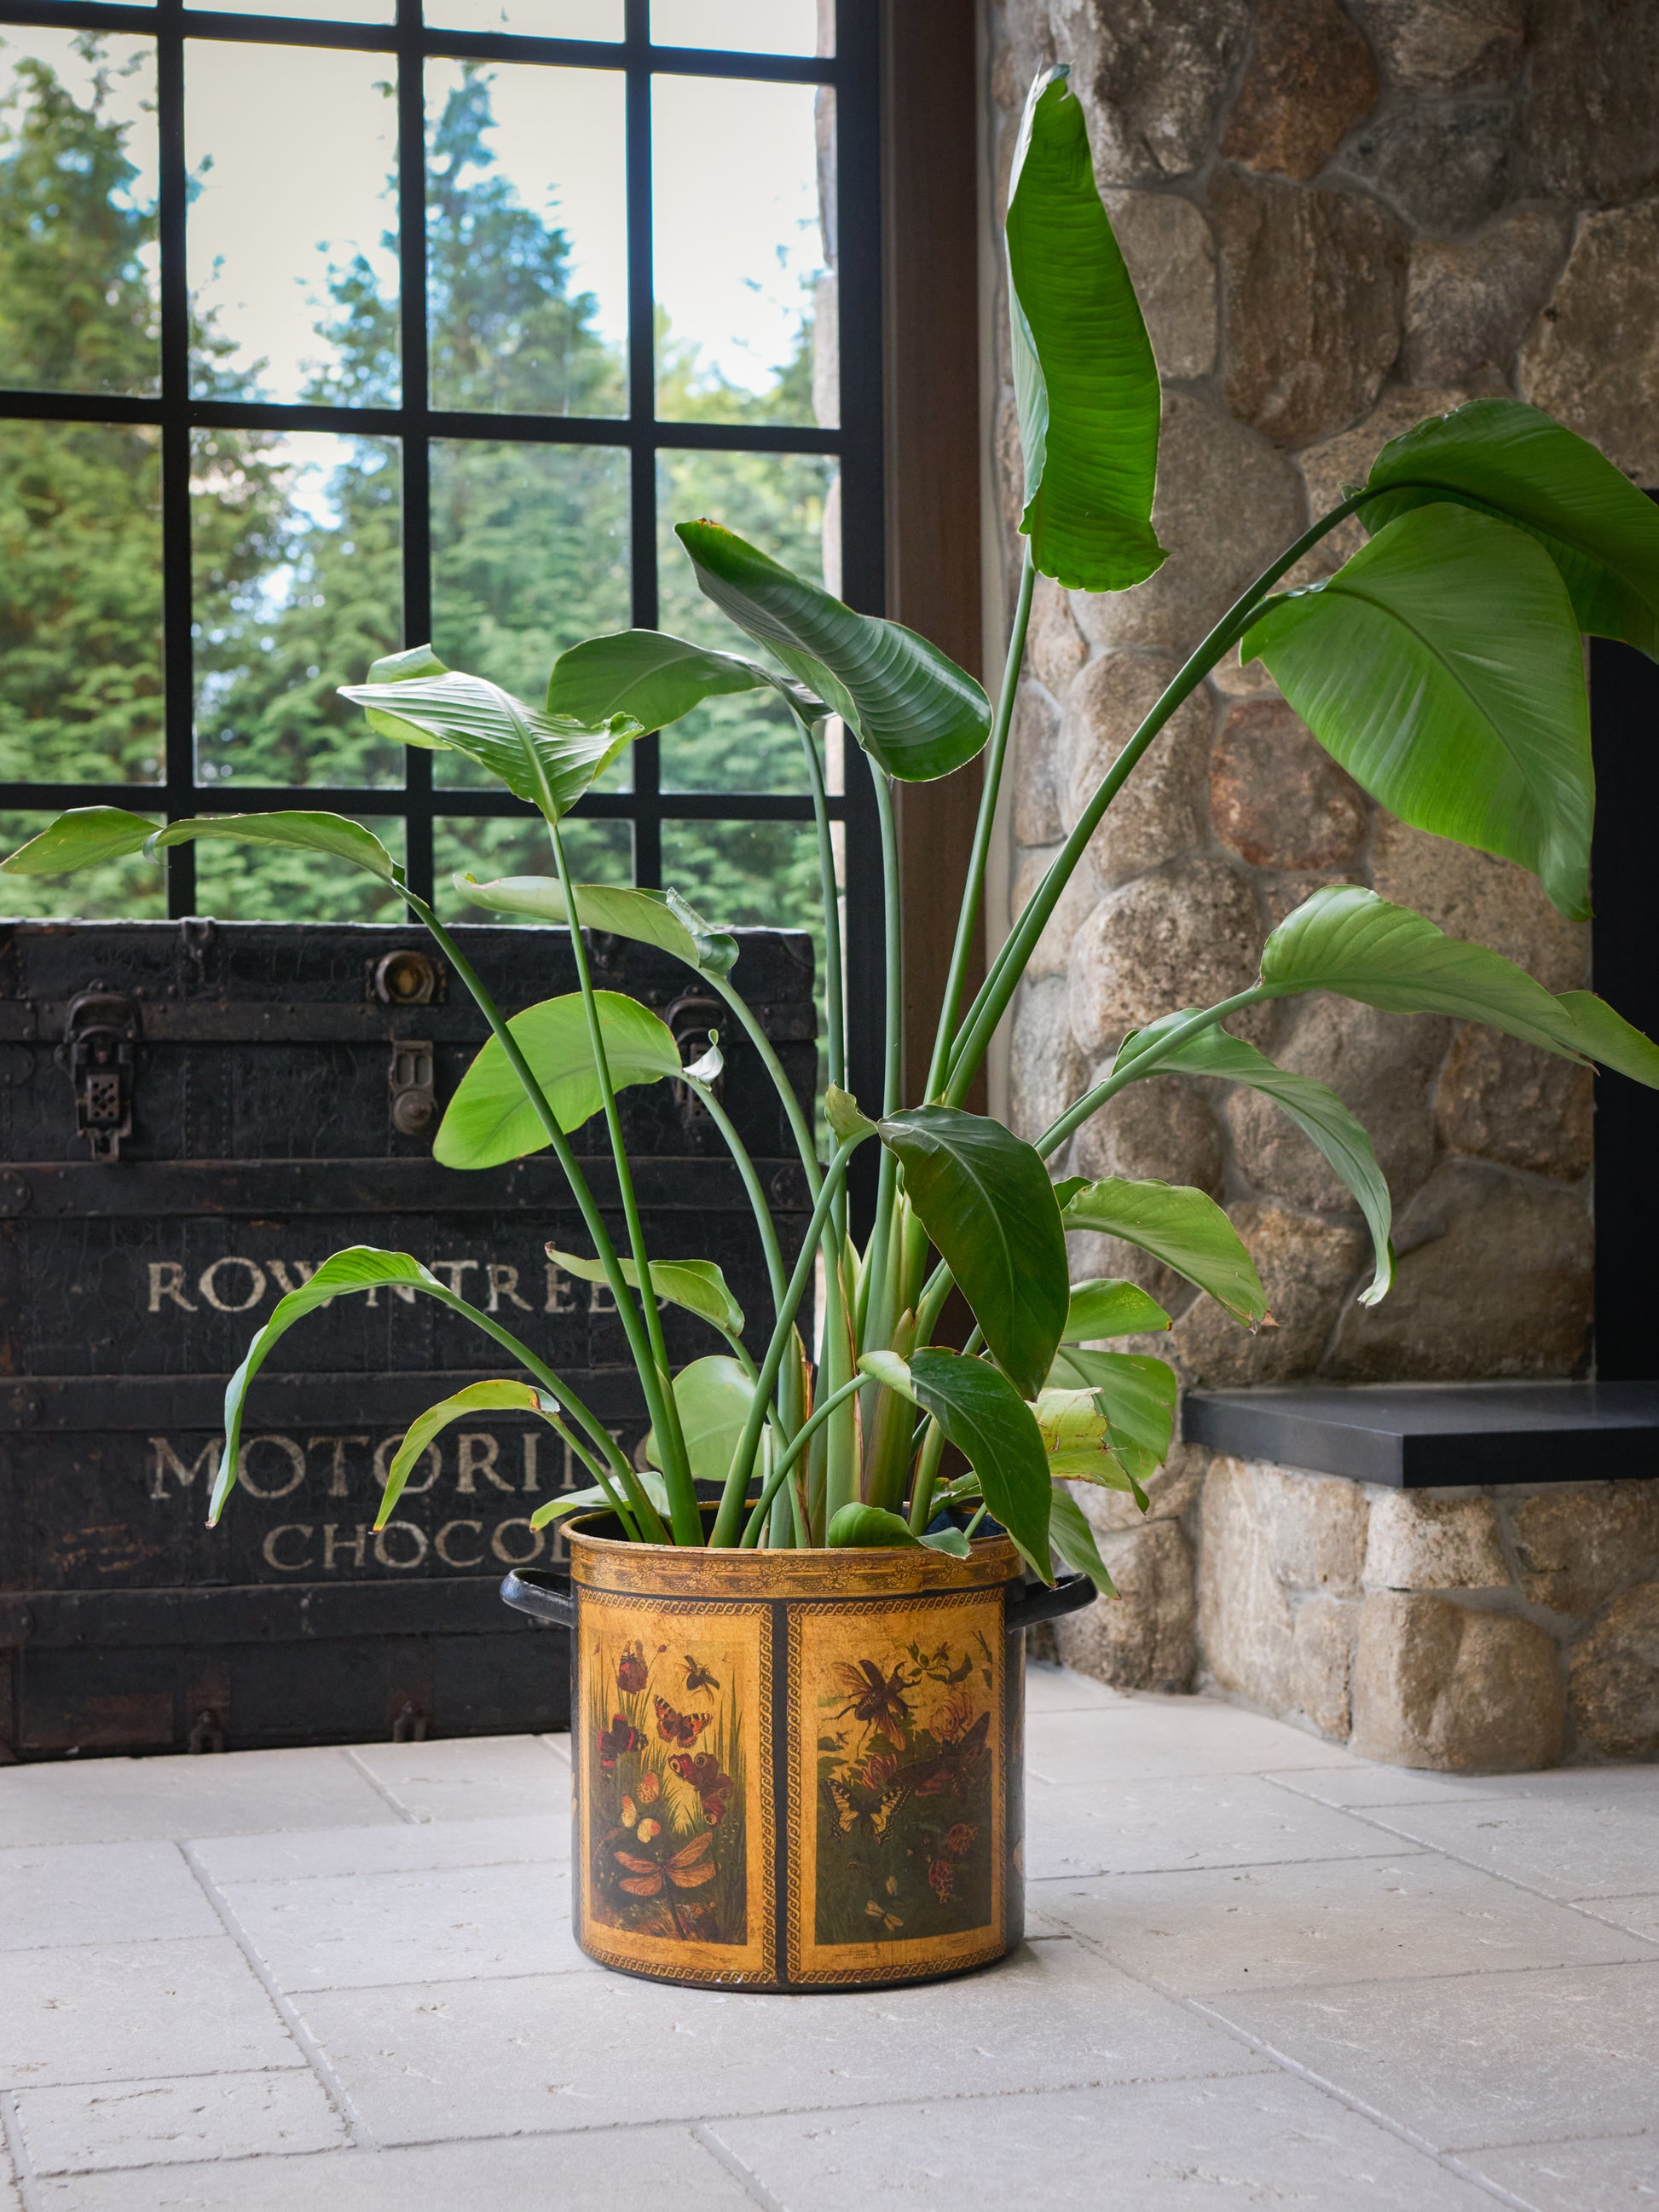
xmin=1005 ymin=1573 xmax=1095 ymax=1635
xmin=500 ymin=1567 xmax=575 ymax=1628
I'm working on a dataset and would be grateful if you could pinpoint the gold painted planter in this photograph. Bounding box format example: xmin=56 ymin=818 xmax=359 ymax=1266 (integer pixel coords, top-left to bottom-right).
xmin=500 ymin=1516 xmax=1094 ymax=1992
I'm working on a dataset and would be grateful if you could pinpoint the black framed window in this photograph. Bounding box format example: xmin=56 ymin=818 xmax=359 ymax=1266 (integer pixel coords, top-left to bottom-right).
xmin=0 ymin=0 xmax=885 ymax=1100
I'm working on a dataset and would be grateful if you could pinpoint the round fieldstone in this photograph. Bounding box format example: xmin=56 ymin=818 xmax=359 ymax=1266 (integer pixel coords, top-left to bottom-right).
xmin=1520 ymin=200 xmax=1659 ymax=487
xmin=1066 ymin=854 xmax=1263 ymax=1058
xmin=1012 ymin=681 xmax=1064 ymax=849
xmin=1363 ymin=1492 xmax=1511 ymax=1591
xmin=1211 ymin=696 xmax=1368 ymax=869
xmin=1213 ymin=170 xmax=1409 ymax=448
xmin=1221 ymin=0 xmax=1380 ymax=182
xmin=1514 ymin=1485 xmax=1659 ymax=1619
xmin=1173 ymin=1199 xmax=1367 ymax=1384
xmin=1369 ymin=815 xmax=1588 ymax=992
xmin=1060 ymin=653 xmax=1215 ymax=889
xmin=1053 ymin=1517 xmax=1197 ymax=1692
xmin=1010 ymin=843 xmax=1103 ymax=982
xmin=1338 ymin=95 xmax=1517 ymax=235
xmin=1436 ymin=1026 xmax=1593 ymax=1179
xmin=1569 ymin=1582 xmax=1659 ymax=1762
xmin=1293 ymin=384 xmax=1479 ymax=580
xmin=1073 ymin=1068 xmax=1226 ymax=1195
xmin=1101 ymin=189 xmax=1217 ymax=378
xmin=1352 ymin=1591 xmax=1564 ymax=1770
xmin=1523 ymin=0 xmax=1659 ymax=205
xmin=1403 ymin=205 xmax=1572 ymax=384
xmin=1027 ymin=575 xmax=1090 ymax=695
xmin=1008 ymin=974 xmax=1085 ymax=1146
xmin=1052 ymin=0 xmax=1251 ymax=182
xmin=1294 ymin=1595 xmax=1361 ymax=1738
xmin=1349 ymin=0 xmax=1524 ymax=90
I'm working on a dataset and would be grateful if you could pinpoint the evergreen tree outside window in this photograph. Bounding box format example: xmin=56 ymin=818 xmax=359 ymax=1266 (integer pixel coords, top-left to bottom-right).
xmin=0 ymin=1 xmax=883 ymax=1092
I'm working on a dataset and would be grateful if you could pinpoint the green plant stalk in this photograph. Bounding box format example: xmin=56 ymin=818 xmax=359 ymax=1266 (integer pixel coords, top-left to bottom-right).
xmin=739 ymin=1367 xmax=868 ymax=1546
xmin=710 ymin=1133 xmax=865 ymax=1548
xmin=532 ymin=1406 xmax=642 ymax=1541
xmin=903 ymin=1414 xmax=948 ymax=1535
xmin=542 ymin=814 xmax=699 ymax=1541
xmin=1035 ymin=987 xmax=1270 ymax=1158
xmin=941 ymin=484 xmax=1452 ymax=1104
xmin=708 ymin=976 xmax=821 ymax=1199
xmin=679 ymin=1074 xmax=789 ymax=1312
xmin=925 ymin=545 xmax=1036 ymax=1103
xmin=402 ymin=895 xmax=673 ymax=1543
xmin=853 ymin=761 xmax=905 ymax=1498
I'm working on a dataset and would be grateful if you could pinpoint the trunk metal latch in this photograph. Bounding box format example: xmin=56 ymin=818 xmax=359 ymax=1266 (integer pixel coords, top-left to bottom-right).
xmin=389 ymin=1038 xmax=436 ymax=1136
xmin=61 ymin=985 xmax=142 ymax=1162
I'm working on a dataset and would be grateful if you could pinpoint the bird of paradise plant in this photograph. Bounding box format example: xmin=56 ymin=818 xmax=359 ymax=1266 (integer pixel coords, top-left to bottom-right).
xmin=10 ymin=67 xmax=1659 ymax=1586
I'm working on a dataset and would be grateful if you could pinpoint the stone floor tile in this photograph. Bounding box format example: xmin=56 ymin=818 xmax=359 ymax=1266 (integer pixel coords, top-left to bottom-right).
xmin=294 ymin=1938 xmax=1266 ymax=2146
xmin=1580 ymin=1894 xmax=1659 ymax=1944
xmin=1208 ymin=1960 xmax=1659 ymax=2151
xmin=535 ymin=1733 xmax=572 ymax=1764
xmin=0 ymin=1938 xmax=301 ymax=2088
xmin=1 ymin=2123 xmax=21 ymax=2212
xmin=1025 ymin=1772 xmax=1413 ymax=1880
xmin=1267 ymin=1762 xmax=1659 ymax=1812
xmin=1025 ymin=1698 xmax=1361 ymax=1786
xmin=710 ymin=2072 xmax=1500 ymax=2212
xmin=29 ymin=2127 xmax=756 ymax=2210
xmin=216 ymin=1861 xmax=585 ymax=1991
xmin=1035 ymin=1854 xmax=1653 ymax=1994
xmin=346 ymin=1736 xmax=567 ymax=1822
xmin=1347 ymin=1793 xmax=1659 ymax=1903
xmin=1460 ymin=2129 xmax=1659 ymax=2209
xmin=14 ymin=2070 xmax=347 ymax=2174
xmin=1024 ymin=1663 xmax=1130 ymax=1714
xmin=1 ymin=1843 xmax=221 ymax=1952
xmin=191 ymin=1811 xmax=564 ymax=1887
xmin=0 ymin=1751 xmax=397 ymax=1849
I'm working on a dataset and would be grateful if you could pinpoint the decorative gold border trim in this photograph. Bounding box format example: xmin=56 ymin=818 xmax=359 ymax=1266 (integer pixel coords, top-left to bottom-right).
xmin=786 ymin=1590 xmax=1009 ymax=1988
xmin=574 ymin=1590 xmax=776 ymax=1990
xmin=568 ymin=1526 xmax=1020 ymax=1601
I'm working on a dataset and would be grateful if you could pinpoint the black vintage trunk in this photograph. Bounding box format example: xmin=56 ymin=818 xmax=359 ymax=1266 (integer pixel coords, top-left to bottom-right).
xmin=0 ymin=919 xmax=815 ymax=1760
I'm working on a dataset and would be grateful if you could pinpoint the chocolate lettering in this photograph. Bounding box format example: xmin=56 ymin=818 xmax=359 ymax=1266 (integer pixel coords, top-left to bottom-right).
xmin=263 ymin=1523 xmax=314 ymax=1570
xmin=490 ymin=1517 xmax=546 ymax=1566
xmin=373 ymin=1432 xmax=440 ymax=1495
xmin=373 ymin=1520 xmax=428 ymax=1569
xmin=147 ymin=1435 xmax=221 ymax=1499
xmin=321 ymin=1522 xmax=368 ymax=1571
xmin=522 ymin=1431 xmax=540 ymax=1493
xmin=309 ymin=1435 xmax=368 ymax=1498
xmin=236 ymin=1433 xmax=307 ymax=1499
xmin=434 ymin=1519 xmax=484 ymax=1568
xmin=455 ymin=1431 xmax=512 ymax=1493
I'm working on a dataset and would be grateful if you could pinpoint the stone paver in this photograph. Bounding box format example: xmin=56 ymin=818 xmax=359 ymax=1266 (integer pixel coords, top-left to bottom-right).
xmin=1 ymin=1667 xmax=1655 ymax=2206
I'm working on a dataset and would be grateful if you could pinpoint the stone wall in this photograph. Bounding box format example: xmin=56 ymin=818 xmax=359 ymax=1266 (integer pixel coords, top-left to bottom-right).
xmin=985 ymin=0 xmax=1659 ymax=1760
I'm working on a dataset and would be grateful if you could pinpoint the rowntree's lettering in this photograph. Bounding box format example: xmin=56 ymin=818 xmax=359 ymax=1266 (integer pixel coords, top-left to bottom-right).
xmin=140 ymin=1256 xmax=610 ymax=1316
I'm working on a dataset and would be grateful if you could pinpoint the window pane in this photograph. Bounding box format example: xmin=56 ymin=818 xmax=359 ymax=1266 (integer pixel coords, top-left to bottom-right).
xmin=192 ymin=430 xmax=403 ymax=788
xmin=427 ymin=62 xmax=626 ymax=419
xmin=651 ymin=1 xmax=828 ymax=56
xmin=187 ymin=44 xmax=398 ymax=405
xmin=0 ymin=30 xmax=159 ymax=396
xmin=653 ymin=77 xmax=833 ymax=427
xmin=0 ymin=811 xmax=165 ymax=918
xmin=0 ymin=419 xmax=163 ymax=784
xmin=657 ymin=448 xmax=835 ymax=794
xmin=194 ymin=816 xmax=408 ymax=921
xmin=434 ymin=816 xmax=632 ymax=918
xmin=430 ymin=0 xmax=622 ymax=38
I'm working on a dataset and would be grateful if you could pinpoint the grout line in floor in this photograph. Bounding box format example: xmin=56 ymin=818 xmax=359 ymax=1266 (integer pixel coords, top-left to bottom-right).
xmin=693 ymin=2121 xmax=789 ymax=2212
xmin=1 ymin=2088 xmax=43 ymax=2212
xmin=340 ymin=1750 xmax=425 ymax=1826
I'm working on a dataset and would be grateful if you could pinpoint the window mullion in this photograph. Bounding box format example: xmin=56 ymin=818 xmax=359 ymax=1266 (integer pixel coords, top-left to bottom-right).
xmin=397 ymin=0 xmax=433 ymax=904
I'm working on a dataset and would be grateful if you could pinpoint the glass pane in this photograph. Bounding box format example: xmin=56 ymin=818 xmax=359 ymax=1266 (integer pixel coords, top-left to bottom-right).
xmin=657 ymin=448 xmax=835 ymax=793
xmin=434 ymin=815 xmax=632 ymax=918
xmin=192 ymin=430 xmax=403 ymax=788
xmin=0 ymin=30 xmax=159 ymax=396
xmin=194 ymin=817 xmax=408 ymax=921
xmin=0 ymin=811 xmax=165 ymax=919
xmin=651 ymin=1 xmax=828 ymax=56
xmin=430 ymin=0 xmax=622 ymax=38
xmin=653 ymin=77 xmax=833 ymax=426
xmin=187 ymin=44 xmax=398 ymax=405
xmin=0 ymin=419 xmax=163 ymax=784
xmin=427 ymin=62 xmax=626 ymax=418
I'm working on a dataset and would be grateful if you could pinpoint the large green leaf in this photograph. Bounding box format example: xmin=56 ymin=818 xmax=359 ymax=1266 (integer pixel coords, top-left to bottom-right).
xmin=378 ymin=1379 xmax=545 ymax=1523
xmin=547 ymin=1246 xmax=743 ymax=1339
xmin=339 ymin=649 xmax=639 ymax=822
xmin=1060 ymin=1178 xmax=1269 ymax=1329
xmin=1033 ymin=1385 xmax=1146 ymax=1502
xmin=530 ymin=1466 xmax=672 ymax=1533
xmin=1 ymin=806 xmax=159 ymax=875
xmin=1061 ymin=1278 xmax=1171 ymax=1342
xmin=881 ymin=1106 xmax=1070 ymax=1399
xmin=1004 ymin=69 xmax=1165 ymax=593
xmin=1046 ymin=1346 xmax=1177 ymax=1487
xmin=644 ymin=1355 xmax=754 ymax=1488
xmin=453 ymin=873 xmax=737 ymax=979
xmin=1241 ymin=504 xmax=1593 ymax=920
xmin=215 ymin=1248 xmax=444 ymax=1522
xmin=546 ymin=627 xmax=824 ymax=731
xmin=148 ymin=811 xmax=399 ymax=883
xmin=1260 ymin=886 xmax=1659 ymax=1089
xmin=1362 ymin=399 xmax=1659 ymax=662
xmin=907 ymin=1347 xmax=1054 ymax=1580
xmin=434 ymin=990 xmax=682 ymax=1170
xmin=1047 ymin=1483 xmax=1119 ymax=1596
xmin=826 ymin=1504 xmax=922 ymax=1551
xmin=1113 ymin=1014 xmax=1394 ymax=1305
xmin=674 ymin=521 xmax=991 ymax=783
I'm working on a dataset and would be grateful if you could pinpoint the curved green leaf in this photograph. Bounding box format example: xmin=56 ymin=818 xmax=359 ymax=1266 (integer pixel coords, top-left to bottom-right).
xmin=1260 ymin=886 xmax=1659 ymax=1089
xmin=1362 ymin=399 xmax=1659 ymax=661
xmin=1114 ymin=1013 xmax=1394 ymax=1306
xmin=827 ymin=1085 xmax=879 ymax=1141
xmin=1046 ymin=1346 xmax=1176 ymax=1488
xmin=434 ymin=990 xmax=681 ymax=1170
xmin=858 ymin=1349 xmax=916 ymax=1399
xmin=1062 ymin=1277 xmax=1171 ymax=1342
xmin=1005 ymin=69 xmax=1165 ymax=593
xmin=881 ymin=1106 xmax=1070 ymax=1400
xmin=215 ymin=1248 xmax=444 ymax=1522
xmin=530 ymin=1466 xmax=672 ymax=1533
xmin=1242 ymin=504 xmax=1593 ymax=919
xmin=908 ymin=1346 xmax=1053 ymax=1581
xmin=826 ymin=1503 xmax=922 ymax=1551
xmin=674 ymin=521 xmax=991 ymax=783
xmin=1059 ymin=1180 xmax=1269 ymax=1330
xmin=378 ymin=1379 xmax=545 ymax=1524
xmin=546 ymin=627 xmax=824 ymax=731
xmin=1 ymin=806 xmax=159 ymax=875
xmin=339 ymin=654 xmax=639 ymax=821
xmin=148 ymin=811 xmax=398 ymax=883
xmin=644 ymin=1354 xmax=754 ymax=1488
xmin=547 ymin=1245 xmax=743 ymax=1338
xmin=1047 ymin=1484 xmax=1119 ymax=1595
xmin=452 ymin=873 xmax=737 ymax=980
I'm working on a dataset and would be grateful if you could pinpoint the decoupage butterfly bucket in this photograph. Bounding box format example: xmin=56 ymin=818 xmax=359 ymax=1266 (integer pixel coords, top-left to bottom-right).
xmin=500 ymin=1514 xmax=1094 ymax=1991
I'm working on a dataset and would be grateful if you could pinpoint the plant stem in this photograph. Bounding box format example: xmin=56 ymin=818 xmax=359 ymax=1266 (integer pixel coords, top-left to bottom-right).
xmin=926 ymin=544 xmax=1034 ymax=1100
xmin=738 ymin=1368 xmax=867 ymax=1546
xmin=1034 ymin=987 xmax=1270 ymax=1158
xmin=855 ymin=756 xmax=904 ymax=1363
xmin=709 ymin=976 xmax=821 ymax=1198
xmin=905 ymin=1416 xmax=947 ymax=1535
xmin=679 ymin=1075 xmax=789 ymax=1312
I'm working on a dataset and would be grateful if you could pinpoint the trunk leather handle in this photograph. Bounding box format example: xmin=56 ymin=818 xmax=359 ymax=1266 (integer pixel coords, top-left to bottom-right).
xmin=500 ymin=1567 xmax=575 ymax=1628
